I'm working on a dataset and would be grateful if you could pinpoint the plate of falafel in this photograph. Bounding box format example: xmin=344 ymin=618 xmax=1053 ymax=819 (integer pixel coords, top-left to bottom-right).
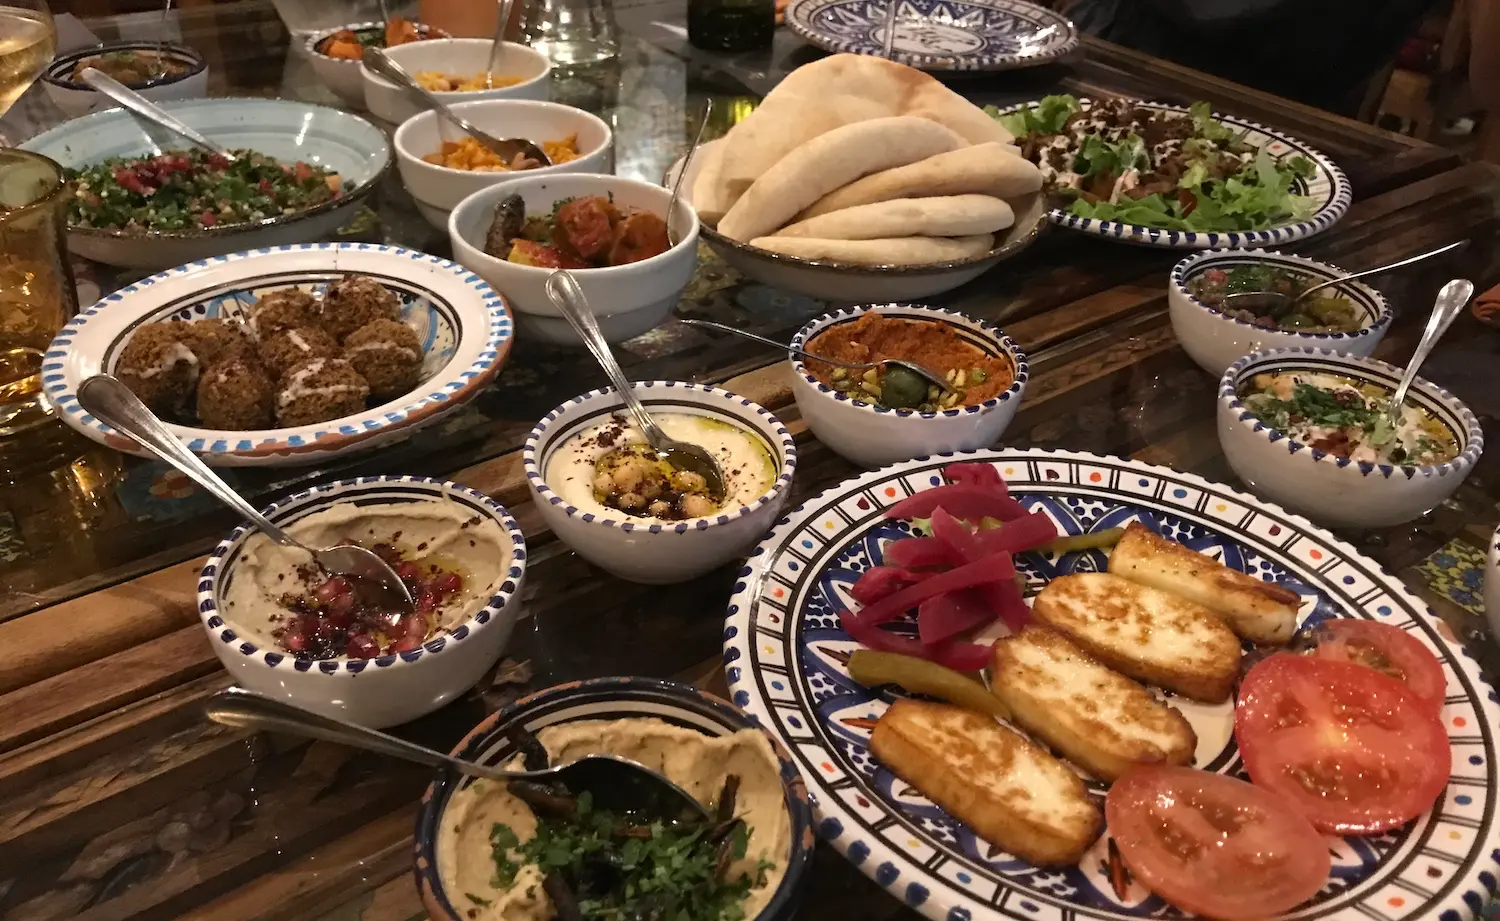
xmin=42 ymin=243 xmax=513 ymax=466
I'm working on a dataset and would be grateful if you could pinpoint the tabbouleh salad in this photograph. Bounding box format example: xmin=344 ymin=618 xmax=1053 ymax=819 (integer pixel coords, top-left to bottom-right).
xmin=989 ymin=95 xmax=1316 ymax=233
xmin=66 ymin=149 xmax=343 ymax=233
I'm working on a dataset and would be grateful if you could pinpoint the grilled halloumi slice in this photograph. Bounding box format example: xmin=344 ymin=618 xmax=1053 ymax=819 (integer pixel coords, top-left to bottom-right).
xmin=1109 ymin=522 xmax=1299 ymax=645
xmin=871 ymin=699 xmax=1103 ymax=866
xmin=1030 ymin=572 xmax=1241 ymax=703
xmin=990 ymin=626 xmax=1197 ymax=782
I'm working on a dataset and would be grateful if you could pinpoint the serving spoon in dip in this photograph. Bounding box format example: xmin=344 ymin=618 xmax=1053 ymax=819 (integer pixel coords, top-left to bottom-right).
xmin=1219 ymin=241 xmax=1466 ymax=315
xmin=1383 ymin=277 xmax=1474 ymax=429
xmin=77 ymin=374 xmax=415 ymax=610
xmin=205 ymin=687 xmax=713 ymax=822
xmin=546 ymin=271 xmax=729 ymax=502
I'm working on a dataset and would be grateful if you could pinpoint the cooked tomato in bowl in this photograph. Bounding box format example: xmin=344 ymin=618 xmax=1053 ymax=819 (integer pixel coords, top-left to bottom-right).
xmin=482 ymin=191 xmax=671 ymax=269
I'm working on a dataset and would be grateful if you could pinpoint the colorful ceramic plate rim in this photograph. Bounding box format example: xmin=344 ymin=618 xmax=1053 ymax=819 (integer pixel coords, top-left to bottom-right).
xmin=42 ymin=243 xmax=513 ymax=462
xmin=42 ymin=41 xmax=207 ymax=91
xmin=991 ymin=97 xmax=1352 ymax=249
xmin=784 ymin=0 xmax=1078 ymax=71
xmin=722 ymin=447 xmax=1499 ymax=921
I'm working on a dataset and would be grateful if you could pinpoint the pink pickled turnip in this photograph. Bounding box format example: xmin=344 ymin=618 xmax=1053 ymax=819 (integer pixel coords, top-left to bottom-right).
xmin=943 ymin=462 xmax=1005 ymax=492
xmin=930 ymin=508 xmax=1028 ymax=631
xmin=972 ymin=511 xmax=1058 ymax=554
xmin=917 ymin=589 xmax=993 ymax=645
xmin=849 ymin=566 xmax=929 ymax=606
xmin=843 ymin=551 xmax=1015 ymax=628
xmin=838 ymin=608 xmax=994 ymax=671
xmin=885 ymin=484 xmax=1028 ymax=523
xmin=883 ymin=536 xmax=961 ymax=569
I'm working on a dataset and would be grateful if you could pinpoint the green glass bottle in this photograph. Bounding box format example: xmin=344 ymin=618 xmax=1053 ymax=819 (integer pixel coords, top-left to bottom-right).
xmin=687 ymin=0 xmax=774 ymax=51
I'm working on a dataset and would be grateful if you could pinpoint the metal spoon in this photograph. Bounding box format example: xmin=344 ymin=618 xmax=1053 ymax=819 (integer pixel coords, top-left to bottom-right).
xmin=1385 ymin=278 xmax=1474 ymax=428
xmin=205 ymin=687 xmax=711 ymax=821
xmin=545 ymin=271 xmax=729 ymax=502
xmin=363 ymin=47 xmax=550 ymax=166
xmin=77 ymin=375 xmax=414 ymax=610
xmin=680 ymin=318 xmax=957 ymax=396
xmin=667 ymin=99 xmax=711 ymax=247
xmin=1220 ymin=241 xmax=1466 ymax=315
xmin=78 ymin=68 xmax=238 ymax=162
xmin=153 ymin=0 xmax=175 ymax=80
xmin=485 ymin=0 xmax=516 ymax=89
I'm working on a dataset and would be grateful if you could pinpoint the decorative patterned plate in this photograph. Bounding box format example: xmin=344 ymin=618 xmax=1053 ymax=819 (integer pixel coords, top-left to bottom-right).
xmin=784 ymin=0 xmax=1078 ymax=71
xmin=43 ymin=243 xmax=513 ymax=467
xmin=723 ymin=448 xmax=1499 ymax=921
xmin=991 ymin=98 xmax=1352 ymax=248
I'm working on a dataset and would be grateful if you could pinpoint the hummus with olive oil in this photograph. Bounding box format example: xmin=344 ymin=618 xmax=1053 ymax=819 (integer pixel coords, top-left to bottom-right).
xmin=437 ymin=718 xmax=792 ymax=921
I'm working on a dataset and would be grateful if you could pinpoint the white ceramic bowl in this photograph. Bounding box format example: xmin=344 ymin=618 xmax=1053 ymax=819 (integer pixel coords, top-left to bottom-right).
xmin=304 ymin=21 xmax=447 ymax=108
xmin=20 ymin=97 xmax=390 ymax=270
xmin=449 ymin=174 xmax=699 ymax=345
xmin=790 ymin=304 xmax=1029 ymax=468
xmin=1217 ymin=348 xmax=1483 ymax=528
xmin=41 ymin=42 xmax=209 ymax=117
xmin=199 ymin=476 xmax=528 ymax=728
xmin=524 ymin=382 xmax=797 ymax=584
xmin=1170 ymin=249 xmax=1394 ymax=376
xmin=665 ymin=137 xmax=1048 ymax=303
xmin=395 ymin=99 xmax=612 ymax=230
xmin=1487 ymin=526 xmax=1500 ymax=644
xmin=362 ymin=38 xmax=550 ymax=126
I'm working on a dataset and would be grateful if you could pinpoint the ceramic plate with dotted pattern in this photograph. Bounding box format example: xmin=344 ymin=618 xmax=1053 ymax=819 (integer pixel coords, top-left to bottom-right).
xmin=723 ymin=448 xmax=1499 ymax=921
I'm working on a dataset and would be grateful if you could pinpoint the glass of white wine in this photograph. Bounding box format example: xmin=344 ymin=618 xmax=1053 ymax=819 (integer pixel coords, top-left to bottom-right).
xmin=0 ymin=1 xmax=57 ymax=146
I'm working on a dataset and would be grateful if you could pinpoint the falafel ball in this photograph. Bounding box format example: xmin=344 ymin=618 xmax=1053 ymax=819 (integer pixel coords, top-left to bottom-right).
xmin=258 ymin=326 xmax=341 ymax=380
xmin=114 ymin=322 xmax=203 ymax=414
xmin=321 ymin=275 xmax=400 ymax=341
xmin=249 ymin=288 xmax=322 ymax=338
xmin=197 ymin=359 xmax=275 ymax=430
xmin=343 ymin=319 xmax=423 ymax=401
xmin=189 ymin=318 xmax=257 ymax=365
xmin=276 ymin=357 xmax=370 ymax=427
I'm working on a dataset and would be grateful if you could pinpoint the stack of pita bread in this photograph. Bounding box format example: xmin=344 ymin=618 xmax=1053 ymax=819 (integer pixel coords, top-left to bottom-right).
xmin=692 ymin=54 xmax=1044 ymax=267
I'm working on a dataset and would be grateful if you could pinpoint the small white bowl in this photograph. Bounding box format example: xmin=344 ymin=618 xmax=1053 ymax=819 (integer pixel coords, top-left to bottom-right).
xmin=449 ymin=174 xmax=699 ymax=345
xmin=524 ymin=382 xmax=797 ymax=584
xmin=1170 ymin=249 xmax=1393 ymax=376
xmin=304 ymin=21 xmax=447 ymax=108
xmin=395 ymin=99 xmax=612 ymax=230
xmin=790 ymin=304 xmax=1029 ymax=468
xmin=199 ymin=476 xmax=528 ymax=728
xmin=1217 ymin=348 xmax=1483 ymax=528
xmin=41 ymin=42 xmax=209 ymax=118
xmin=1486 ymin=526 xmax=1500 ymax=644
xmin=362 ymin=38 xmax=550 ymax=126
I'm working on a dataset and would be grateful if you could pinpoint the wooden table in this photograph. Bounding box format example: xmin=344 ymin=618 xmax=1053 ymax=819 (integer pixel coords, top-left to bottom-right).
xmin=4 ymin=6 xmax=1500 ymax=919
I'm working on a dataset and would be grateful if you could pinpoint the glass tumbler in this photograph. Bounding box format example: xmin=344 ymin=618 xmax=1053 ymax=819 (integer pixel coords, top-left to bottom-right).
xmin=521 ymin=0 xmax=619 ymax=65
xmin=0 ymin=149 xmax=77 ymax=438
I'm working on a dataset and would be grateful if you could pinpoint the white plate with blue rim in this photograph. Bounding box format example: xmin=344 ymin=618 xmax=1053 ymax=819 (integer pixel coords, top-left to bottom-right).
xmin=42 ymin=243 xmax=513 ymax=467
xmin=723 ymin=447 xmax=1500 ymax=921
xmin=784 ymin=0 xmax=1078 ymax=71
xmin=990 ymin=97 xmax=1352 ymax=249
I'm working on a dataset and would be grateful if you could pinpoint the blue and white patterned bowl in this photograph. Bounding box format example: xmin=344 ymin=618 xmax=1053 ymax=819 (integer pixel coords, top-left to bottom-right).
xmin=723 ymin=447 xmax=1500 ymax=921
xmin=1487 ymin=527 xmax=1500 ymax=646
xmin=1218 ymin=347 xmax=1483 ymax=528
xmin=41 ymin=41 xmax=209 ymax=117
xmin=524 ymin=382 xmax=797 ymax=584
xmin=304 ymin=21 xmax=448 ymax=107
xmin=43 ymin=243 xmax=513 ymax=467
xmin=790 ymin=304 xmax=1028 ymax=468
xmin=199 ymin=476 xmax=527 ymax=728
xmin=20 ymin=97 xmax=390 ymax=269
xmin=991 ymin=97 xmax=1351 ymax=249
xmin=414 ymin=676 xmax=816 ymax=921
xmin=1170 ymin=249 xmax=1393 ymax=376
xmin=785 ymin=0 xmax=1077 ymax=71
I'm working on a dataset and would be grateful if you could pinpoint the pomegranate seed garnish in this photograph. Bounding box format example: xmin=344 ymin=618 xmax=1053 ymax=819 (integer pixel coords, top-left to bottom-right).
xmin=314 ymin=576 xmax=352 ymax=603
xmin=417 ymin=591 xmax=439 ymax=612
xmin=285 ymin=631 xmax=307 ymax=652
xmin=433 ymin=572 xmax=463 ymax=594
xmin=392 ymin=634 xmax=422 ymax=653
xmin=397 ymin=561 xmax=421 ymax=583
xmin=199 ymin=210 xmax=217 ymax=227
xmin=347 ymin=634 xmax=380 ymax=658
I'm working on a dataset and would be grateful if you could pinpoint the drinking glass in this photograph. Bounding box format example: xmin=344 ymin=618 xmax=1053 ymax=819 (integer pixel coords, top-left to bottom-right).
xmin=521 ymin=0 xmax=619 ymax=65
xmin=0 ymin=0 xmax=56 ymax=145
xmin=0 ymin=150 xmax=77 ymax=438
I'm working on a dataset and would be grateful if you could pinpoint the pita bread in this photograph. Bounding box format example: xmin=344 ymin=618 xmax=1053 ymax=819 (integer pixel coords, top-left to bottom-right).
xmin=747 ymin=234 xmax=997 ymax=266
xmin=707 ymin=54 xmax=1013 ymax=210
xmin=776 ymin=195 xmax=1014 ymax=240
xmin=690 ymin=128 xmax=735 ymax=223
xmin=799 ymin=144 xmax=1043 ymax=220
xmin=717 ymin=116 xmax=964 ymax=243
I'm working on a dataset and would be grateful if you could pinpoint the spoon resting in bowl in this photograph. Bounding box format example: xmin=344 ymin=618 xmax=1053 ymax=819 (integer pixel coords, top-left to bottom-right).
xmin=1385 ymin=278 xmax=1474 ymax=429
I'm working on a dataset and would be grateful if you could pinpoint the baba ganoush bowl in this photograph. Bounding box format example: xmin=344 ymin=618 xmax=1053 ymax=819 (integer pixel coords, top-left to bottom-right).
xmin=42 ymin=41 xmax=209 ymax=118
xmin=363 ymin=38 xmax=551 ymax=126
xmin=305 ymin=20 xmax=447 ymax=108
xmin=1217 ymin=347 xmax=1483 ymax=528
xmin=791 ymin=304 xmax=1028 ymax=468
xmin=415 ymin=676 xmax=815 ymax=921
xmin=200 ymin=476 xmax=527 ymax=728
xmin=1170 ymin=249 xmax=1393 ymax=376
xmin=524 ymin=382 xmax=797 ymax=584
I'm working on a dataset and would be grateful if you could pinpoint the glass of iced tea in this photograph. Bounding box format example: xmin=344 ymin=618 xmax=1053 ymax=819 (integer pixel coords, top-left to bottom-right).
xmin=0 ymin=149 xmax=76 ymax=437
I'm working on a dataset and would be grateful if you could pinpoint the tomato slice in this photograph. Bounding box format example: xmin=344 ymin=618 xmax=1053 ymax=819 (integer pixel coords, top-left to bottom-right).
xmin=1309 ymin=619 xmax=1446 ymax=714
xmin=1236 ymin=654 xmax=1450 ymax=834
xmin=1106 ymin=766 xmax=1330 ymax=920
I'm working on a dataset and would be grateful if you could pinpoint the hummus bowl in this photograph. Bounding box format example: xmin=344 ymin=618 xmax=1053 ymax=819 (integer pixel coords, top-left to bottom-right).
xmin=524 ymin=382 xmax=796 ymax=584
xmin=414 ymin=676 xmax=815 ymax=921
xmin=199 ymin=476 xmax=527 ymax=728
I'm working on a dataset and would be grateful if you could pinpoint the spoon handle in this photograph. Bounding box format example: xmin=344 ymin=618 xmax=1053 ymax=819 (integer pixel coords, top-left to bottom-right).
xmin=77 ymin=375 xmax=296 ymax=548
xmin=364 ymin=47 xmax=477 ymax=137
xmin=78 ymin=68 xmax=235 ymax=159
xmin=1298 ymin=240 xmax=1466 ymax=303
xmin=545 ymin=271 xmax=670 ymax=446
xmin=1389 ymin=278 xmax=1475 ymax=413
xmin=487 ymin=0 xmax=515 ymax=84
xmin=667 ymin=99 xmax=711 ymax=246
xmin=679 ymin=318 xmax=866 ymax=369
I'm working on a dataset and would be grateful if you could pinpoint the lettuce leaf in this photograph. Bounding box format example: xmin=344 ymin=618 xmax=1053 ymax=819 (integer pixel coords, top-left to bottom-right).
xmin=986 ymin=94 xmax=1078 ymax=138
xmin=1189 ymin=101 xmax=1234 ymax=142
